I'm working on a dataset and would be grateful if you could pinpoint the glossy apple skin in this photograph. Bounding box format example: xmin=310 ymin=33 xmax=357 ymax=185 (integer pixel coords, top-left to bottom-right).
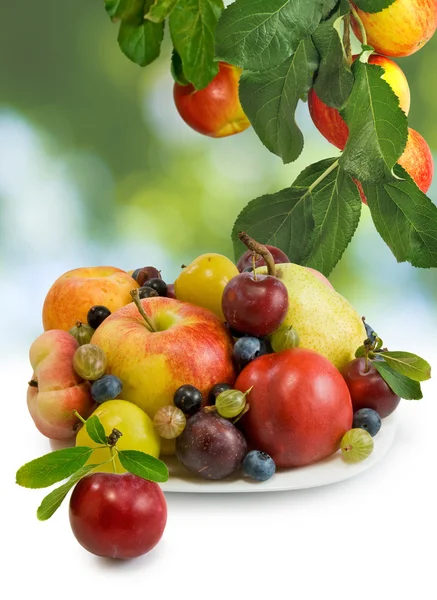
xmin=351 ymin=0 xmax=437 ymax=58
xmin=43 ymin=266 xmax=139 ymax=332
xmin=235 ymin=349 xmax=353 ymax=468
xmin=308 ymin=54 xmax=410 ymax=151
xmin=27 ymin=330 xmax=95 ymax=439
xmin=341 ymin=358 xmax=401 ymax=418
xmin=91 ymin=297 xmax=236 ymax=418
xmin=174 ymin=62 xmax=250 ymax=138
xmin=237 ymin=245 xmax=290 ymax=272
xmin=69 ymin=473 xmax=167 ymax=560
xmin=222 ymin=272 xmax=289 ymax=337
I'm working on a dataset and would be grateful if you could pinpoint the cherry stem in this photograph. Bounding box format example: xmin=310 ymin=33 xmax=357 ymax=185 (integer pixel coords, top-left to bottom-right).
xmin=343 ymin=13 xmax=352 ymax=65
xmin=130 ymin=289 xmax=156 ymax=332
xmin=349 ymin=3 xmax=367 ymax=47
xmin=238 ymin=232 xmax=277 ymax=277
xmin=73 ymin=410 xmax=87 ymax=425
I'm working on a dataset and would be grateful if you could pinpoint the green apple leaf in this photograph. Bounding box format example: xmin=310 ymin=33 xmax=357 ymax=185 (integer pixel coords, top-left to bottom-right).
xmin=118 ymin=1 xmax=165 ymax=67
xmin=293 ymin=159 xmax=362 ymax=274
xmin=85 ymin=415 xmax=108 ymax=445
xmin=215 ymin=0 xmax=337 ymax=71
xmin=37 ymin=464 xmax=97 ymax=521
xmin=378 ymin=351 xmax=432 ymax=382
xmin=312 ymin=0 xmax=354 ymax=109
xmin=362 ymin=165 xmax=437 ymax=268
xmin=373 ymin=360 xmax=423 ymax=400
xmin=118 ymin=450 xmax=169 ymax=482
xmin=104 ymin=0 xmax=144 ymax=21
xmin=16 ymin=447 xmax=93 ymax=489
xmin=354 ymin=0 xmax=396 ymax=13
xmin=239 ymin=37 xmax=319 ymax=164
xmin=340 ymin=58 xmax=408 ymax=183
xmin=169 ymin=0 xmax=224 ymax=90
xmin=146 ymin=0 xmax=178 ymax=22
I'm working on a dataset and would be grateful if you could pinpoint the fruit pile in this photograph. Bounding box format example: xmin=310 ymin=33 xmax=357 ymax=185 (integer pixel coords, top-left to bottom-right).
xmin=17 ymin=234 xmax=431 ymax=559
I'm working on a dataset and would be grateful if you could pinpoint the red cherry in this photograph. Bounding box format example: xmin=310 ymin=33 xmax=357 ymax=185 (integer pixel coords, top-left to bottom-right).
xmin=341 ymin=357 xmax=401 ymax=418
xmin=237 ymin=245 xmax=290 ymax=272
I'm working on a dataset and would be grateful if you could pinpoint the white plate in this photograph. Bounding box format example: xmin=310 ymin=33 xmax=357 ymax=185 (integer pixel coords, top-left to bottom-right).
xmin=160 ymin=415 xmax=396 ymax=493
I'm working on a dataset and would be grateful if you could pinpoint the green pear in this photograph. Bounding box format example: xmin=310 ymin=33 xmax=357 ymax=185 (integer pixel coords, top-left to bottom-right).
xmin=257 ymin=263 xmax=366 ymax=370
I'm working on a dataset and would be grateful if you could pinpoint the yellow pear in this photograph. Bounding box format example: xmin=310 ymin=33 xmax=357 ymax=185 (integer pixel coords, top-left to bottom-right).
xmin=257 ymin=263 xmax=366 ymax=370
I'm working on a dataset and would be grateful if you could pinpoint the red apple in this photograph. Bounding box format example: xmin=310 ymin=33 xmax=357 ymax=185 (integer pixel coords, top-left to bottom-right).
xmin=91 ymin=296 xmax=236 ymax=418
xmin=308 ymin=54 xmax=411 ymax=151
xmin=235 ymin=348 xmax=353 ymax=468
xmin=174 ymin=62 xmax=250 ymax=138
xmin=69 ymin=472 xmax=167 ymax=559
xmin=341 ymin=358 xmax=401 ymax=418
xmin=351 ymin=0 xmax=437 ymax=58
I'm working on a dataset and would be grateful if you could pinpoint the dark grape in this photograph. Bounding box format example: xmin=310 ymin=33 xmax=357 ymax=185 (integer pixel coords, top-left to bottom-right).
xmin=87 ymin=306 xmax=111 ymax=329
xmin=174 ymin=385 xmax=203 ymax=415
xmin=138 ymin=286 xmax=159 ymax=299
xmin=146 ymin=278 xmax=168 ymax=297
xmin=208 ymin=383 xmax=232 ymax=405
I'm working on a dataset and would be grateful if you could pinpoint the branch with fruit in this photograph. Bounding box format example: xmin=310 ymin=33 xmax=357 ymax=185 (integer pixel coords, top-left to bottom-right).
xmin=17 ymin=233 xmax=431 ymax=559
xmin=102 ymin=0 xmax=437 ymax=276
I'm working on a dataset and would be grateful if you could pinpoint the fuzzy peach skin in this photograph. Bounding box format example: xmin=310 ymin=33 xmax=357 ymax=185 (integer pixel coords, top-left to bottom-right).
xmin=42 ymin=267 xmax=139 ymax=332
xmin=27 ymin=330 xmax=95 ymax=440
xmin=173 ymin=62 xmax=250 ymax=138
xmin=351 ymin=0 xmax=437 ymax=58
xmin=91 ymin=297 xmax=236 ymax=419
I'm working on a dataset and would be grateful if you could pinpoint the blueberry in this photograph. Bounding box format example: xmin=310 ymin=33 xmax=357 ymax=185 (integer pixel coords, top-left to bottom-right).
xmin=138 ymin=286 xmax=159 ymax=299
xmin=352 ymin=408 xmax=382 ymax=437
xmin=91 ymin=375 xmax=123 ymax=404
xmin=233 ymin=336 xmax=261 ymax=369
xmin=146 ymin=277 xmax=168 ymax=297
xmin=87 ymin=305 xmax=111 ymax=329
xmin=174 ymin=384 xmax=203 ymax=415
xmin=208 ymin=382 xmax=232 ymax=405
xmin=243 ymin=450 xmax=276 ymax=482
xmin=132 ymin=268 xmax=142 ymax=282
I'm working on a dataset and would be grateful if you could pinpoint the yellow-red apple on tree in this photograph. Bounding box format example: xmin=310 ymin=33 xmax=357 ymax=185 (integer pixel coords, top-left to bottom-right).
xmin=173 ymin=62 xmax=250 ymax=138
xmin=27 ymin=330 xmax=95 ymax=440
xmin=351 ymin=0 xmax=437 ymax=58
xmin=43 ymin=266 xmax=139 ymax=332
xmin=308 ymin=54 xmax=411 ymax=150
xmin=91 ymin=296 xmax=236 ymax=419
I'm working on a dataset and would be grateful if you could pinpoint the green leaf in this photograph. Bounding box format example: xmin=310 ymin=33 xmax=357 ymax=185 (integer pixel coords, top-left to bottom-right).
xmin=354 ymin=0 xmax=396 ymax=13
xmin=340 ymin=58 xmax=408 ymax=183
xmin=105 ymin=0 xmax=144 ymax=21
xmin=146 ymin=0 xmax=178 ymax=22
xmin=118 ymin=1 xmax=165 ymax=67
xmin=312 ymin=0 xmax=354 ymax=109
xmin=85 ymin=415 xmax=107 ymax=445
xmin=373 ymin=360 xmax=423 ymax=400
xmin=293 ymin=159 xmax=362 ymax=275
xmin=171 ymin=49 xmax=189 ymax=86
xmin=215 ymin=0 xmax=337 ymax=71
xmin=363 ymin=165 xmax=437 ymax=268
xmin=118 ymin=450 xmax=169 ymax=482
xmin=16 ymin=447 xmax=93 ymax=489
xmin=37 ymin=464 xmax=97 ymax=521
xmin=239 ymin=37 xmax=319 ymax=164
xmin=169 ymin=0 xmax=224 ymax=90
xmin=378 ymin=351 xmax=432 ymax=382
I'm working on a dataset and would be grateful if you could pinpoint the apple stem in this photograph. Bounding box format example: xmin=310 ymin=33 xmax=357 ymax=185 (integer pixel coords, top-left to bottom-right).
xmin=130 ymin=289 xmax=156 ymax=332
xmin=28 ymin=379 xmax=38 ymax=388
xmin=107 ymin=428 xmax=123 ymax=447
xmin=343 ymin=13 xmax=352 ymax=66
xmin=349 ymin=3 xmax=368 ymax=47
xmin=238 ymin=232 xmax=277 ymax=277
xmin=73 ymin=410 xmax=87 ymax=425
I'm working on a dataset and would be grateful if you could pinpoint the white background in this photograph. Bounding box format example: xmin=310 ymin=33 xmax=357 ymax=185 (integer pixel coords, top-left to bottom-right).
xmin=3 ymin=346 xmax=436 ymax=600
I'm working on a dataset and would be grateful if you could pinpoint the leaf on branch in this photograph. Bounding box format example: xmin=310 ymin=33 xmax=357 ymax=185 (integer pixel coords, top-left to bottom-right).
xmin=85 ymin=415 xmax=107 ymax=445
xmin=354 ymin=0 xmax=397 ymax=13
xmin=363 ymin=165 xmax=437 ymax=268
xmin=16 ymin=447 xmax=93 ymax=489
xmin=378 ymin=351 xmax=431 ymax=382
xmin=146 ymin=0 xmax=178 ymax=22
xmin=373 ymin=360 xmax=423 ymax=400
xmin=215 ymin=0 xmax=337 ymax=71
xmin=118 ymin=1 xmax=165 ymax=67
xmin=340 ymin=58 xmax=408 ymax=183
xmin=239 ymin=37 xmax=319 ymax=164
xmin=312 ymin=0 xmax=354 ymax=109
xmin=232 ymin=158 xmax=362 ymax=276
xmin=105 ymin=0 xmax=144 ymax=21
xmin=118 ymin=450 xmax=169 ymax=482
xmin=169 ymin=0 xmax=224 ymax=90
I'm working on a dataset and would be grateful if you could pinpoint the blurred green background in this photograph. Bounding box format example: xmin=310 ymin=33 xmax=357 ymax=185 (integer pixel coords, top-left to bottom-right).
xmin=1 ymin=0 xmax=436 ymax=357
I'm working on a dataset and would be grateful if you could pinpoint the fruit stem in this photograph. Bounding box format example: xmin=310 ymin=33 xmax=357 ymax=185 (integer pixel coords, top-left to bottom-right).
xmin=349 ymin=3 xmax=368 ymax=47
xmin=343 ymin=13 xmax=352 ymax=66
xmin=238 ymin=232 xmax=277 ymax=277
xmin=130 ymin=289 xmax=156 ymax=332
xmin=252 ymin=252 xmax=258 ymax=281
xmin=110 ymin=446 xmax=117 ymax=473
xmin=73 ymin=410 xmax=87 ymax=425
xmin=28 ymin=379 xmax=38 ymax=388
xmin=106 ymin=428 xmax=123 ymax=447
